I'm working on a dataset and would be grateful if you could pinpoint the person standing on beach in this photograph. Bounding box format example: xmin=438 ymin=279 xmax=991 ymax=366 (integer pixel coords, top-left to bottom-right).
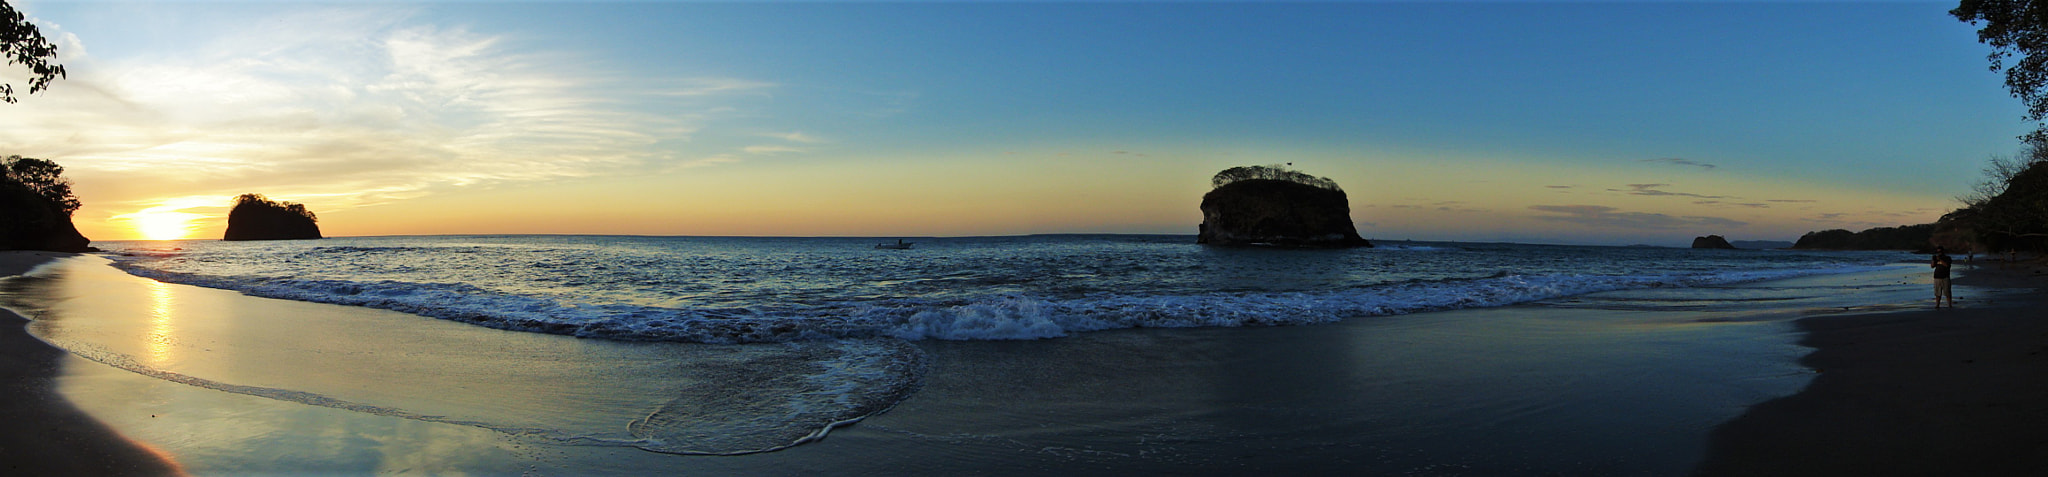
xmin=1931 ymin=247 xmax=1954 ymax=308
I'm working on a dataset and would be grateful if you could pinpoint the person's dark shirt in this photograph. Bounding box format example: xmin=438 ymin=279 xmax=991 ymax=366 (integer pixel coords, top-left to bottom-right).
xmin=1933 ymin=254 xmax=1952 ymax=280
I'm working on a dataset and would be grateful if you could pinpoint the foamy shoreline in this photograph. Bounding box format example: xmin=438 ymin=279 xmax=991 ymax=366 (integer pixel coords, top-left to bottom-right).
xmin=6 ymin=250 xmax=2039 ymax=475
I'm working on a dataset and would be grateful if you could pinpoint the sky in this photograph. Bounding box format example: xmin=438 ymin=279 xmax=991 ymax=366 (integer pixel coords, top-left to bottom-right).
xmin=0 ymin=0 xmax=2031 ymax=246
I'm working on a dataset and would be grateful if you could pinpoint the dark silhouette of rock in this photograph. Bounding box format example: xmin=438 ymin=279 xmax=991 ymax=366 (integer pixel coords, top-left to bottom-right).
xmin=223 ymin=193 xmax=322 ymax=241
xmin=1 ymin=156 xmax=92 ymax=252
xmin=0 ymin=184 xmax=91 ymax=252
xmin=1692 ymin=235 xmax=1737 ymax=249
xmin=1791 ymin=224 xmax=1934 ymax=251
xmin=1730 ymin=240 xmax=1794 ymax=250
xmin=1198 ymin=166 xmax=1370 ymax=248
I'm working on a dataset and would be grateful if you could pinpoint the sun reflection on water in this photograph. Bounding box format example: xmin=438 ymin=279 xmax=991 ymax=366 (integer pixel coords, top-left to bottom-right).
xmin=145 ymin=280 xmax=177 ymax=367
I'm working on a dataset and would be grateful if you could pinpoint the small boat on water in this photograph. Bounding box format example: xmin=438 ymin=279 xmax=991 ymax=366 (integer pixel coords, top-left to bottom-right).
xmin=875 ymin=239 xmax=914 ymax=250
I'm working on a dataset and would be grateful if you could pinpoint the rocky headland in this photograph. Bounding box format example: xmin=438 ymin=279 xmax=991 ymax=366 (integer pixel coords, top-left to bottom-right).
xmin=1197 ymin=165 xmax=1371 ymax=248
xmin=1691 ymin=235 xmax=1736 ymax=249
xmin=1 ymin=156 xmax=93 ymax=252
xmin=223 ymin=193 xmax=323 ymax=241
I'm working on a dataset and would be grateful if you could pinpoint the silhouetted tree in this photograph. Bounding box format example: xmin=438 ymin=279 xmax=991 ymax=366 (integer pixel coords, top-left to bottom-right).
xmin=1210 ymin=164 xmax=1342 ymax=191
xmin=224 ymin=193 xmax=322 ymax=241
xmin=1972 ymin=160 xmax=2048 ymax=249
xmin=1960 ymin=144 xmax=2048 ymax=207
xmin=1 ymin=155 xmax=90 ymax=251
xmin=1 ymin=155 xmax=77 ymax=215
xmin=1 ymin=0 xmax=65 ymax=103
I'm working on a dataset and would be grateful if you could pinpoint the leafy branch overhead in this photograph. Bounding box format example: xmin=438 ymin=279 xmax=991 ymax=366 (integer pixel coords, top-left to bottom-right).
xmin=1954 ymin=0 xmax=2048 ymax=142
xmin=0 ymin=0 xmax=65 ymax=103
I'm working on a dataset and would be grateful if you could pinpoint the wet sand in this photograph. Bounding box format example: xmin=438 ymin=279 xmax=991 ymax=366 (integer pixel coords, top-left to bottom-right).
xmin=0 ymin=251 xmax=182 ymax=476
xmin=7 ymin=250 xmax=2043 ymax=475
xmin=8 ymin=253 xmax=1825 ymax=475
xmin=1695 ymin=261 xmax=2048 ymax=476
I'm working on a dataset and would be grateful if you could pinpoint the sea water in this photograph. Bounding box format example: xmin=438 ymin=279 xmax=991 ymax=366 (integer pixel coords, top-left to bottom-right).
xmin=98 ymin=235 xmax=1907 ymax=344
xmin=52 ymin=235 xmax=1922 ymax=465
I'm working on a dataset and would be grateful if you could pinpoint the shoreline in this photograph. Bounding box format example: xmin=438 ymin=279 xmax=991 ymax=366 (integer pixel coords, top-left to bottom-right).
xmin=0 ymin=251 xmax=182 ymax=476
xmin=7 ymin=248 xmax=2043 ymax=474
xmin=1694 ymin=261 xmax=2048 ymax=476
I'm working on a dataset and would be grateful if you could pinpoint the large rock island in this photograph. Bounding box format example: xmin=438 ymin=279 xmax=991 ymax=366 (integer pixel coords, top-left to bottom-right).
xmin=1198 ymin=165 xmax=1372 ymax=248
xmin=223 ymin=193 xmax=323 ymax=241
xmin=1 ymin=156 xmax=94 ymax=252
xmin=1691 ymin=235 xmax=1736 ymax=249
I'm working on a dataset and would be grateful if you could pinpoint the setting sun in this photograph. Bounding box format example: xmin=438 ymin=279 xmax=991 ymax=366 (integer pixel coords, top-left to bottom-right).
xmin=111 ymin=198 xmax=220 ymax=241
xmin=126 ymin=211 xmax=203 ymax=241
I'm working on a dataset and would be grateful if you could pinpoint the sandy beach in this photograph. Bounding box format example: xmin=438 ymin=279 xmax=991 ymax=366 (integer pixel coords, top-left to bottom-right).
xmin=2 ymin=249 xmax=2044 ymax=475
xmin=1 ymin=251 xmax=182 ymax=476
xmin=1695 ymin=261 xmax=2048 ymax=476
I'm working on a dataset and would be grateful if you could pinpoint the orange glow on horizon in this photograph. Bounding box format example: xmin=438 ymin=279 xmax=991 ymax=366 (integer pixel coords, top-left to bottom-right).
xmin=109 ymin=198 xmax=222 ymax=241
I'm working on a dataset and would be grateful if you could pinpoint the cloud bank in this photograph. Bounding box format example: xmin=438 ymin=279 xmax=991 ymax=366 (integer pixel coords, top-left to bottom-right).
xmin=1528 ymin=204 xmax=1747 ymax=230
xmin=0 ymin=8 xmax=769 ymax=216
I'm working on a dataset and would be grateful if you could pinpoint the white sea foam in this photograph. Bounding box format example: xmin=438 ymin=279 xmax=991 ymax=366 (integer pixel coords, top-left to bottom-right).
xmin=108 ymin=257 xmax=1890 ymax=344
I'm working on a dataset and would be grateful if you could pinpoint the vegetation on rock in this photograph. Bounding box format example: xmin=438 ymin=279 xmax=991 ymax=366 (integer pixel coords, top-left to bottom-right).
xmin=1792 ymin=224 xmax=1937 ymax=251
xmin=223 ymin=193 xmax=323 ymax=241
xmin=1198 ymin=165 xmax=1370 ymax=248
xmin=1 ymin=155 xmax=91 ymax=251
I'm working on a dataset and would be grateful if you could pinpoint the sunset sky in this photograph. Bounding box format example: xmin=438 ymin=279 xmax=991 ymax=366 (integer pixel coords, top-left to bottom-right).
xmin=0 ymin=1 xmax=2028 ymax=245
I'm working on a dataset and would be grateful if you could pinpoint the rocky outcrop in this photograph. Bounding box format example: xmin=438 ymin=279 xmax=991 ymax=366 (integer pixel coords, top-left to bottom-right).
xmin=1692 ymin=235 xmax=1737 ymax=249
xmin=1791 ymin=224 xmax=1934 ymax=251
xmin=1198 ymin=178 xmax=1371 ymax=248
xmin=1730 ymin=240 xmax=1794 ymax=250
xmin=0 ymin=184 xmax=92 ymax=252
xmin=223 ymin=194 xmax=322 ymax=241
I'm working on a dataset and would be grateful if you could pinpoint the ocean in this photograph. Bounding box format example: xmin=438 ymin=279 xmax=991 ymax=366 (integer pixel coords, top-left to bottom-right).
xmin=100 ymin=235 xmax=1907 ymax=343
xmin=24 ymin=235 xmax=1932 ymax=474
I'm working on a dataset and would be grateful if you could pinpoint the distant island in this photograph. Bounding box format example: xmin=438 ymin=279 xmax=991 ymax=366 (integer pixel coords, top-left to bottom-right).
xmin=1691 ymin=235 xmax=1736 ymax=249
xmin=223 ymin=194 xmax=323 ymax=241
xmin=1730 ymin=240 xmax=1794 ymax=250
xmin=1 ymin=156 xmax=93 ymax=252
xmin=1197 ymin=165 xmax=1371 ymax=248
xmin=1791 ymin=224 xmax=1934 ymax=251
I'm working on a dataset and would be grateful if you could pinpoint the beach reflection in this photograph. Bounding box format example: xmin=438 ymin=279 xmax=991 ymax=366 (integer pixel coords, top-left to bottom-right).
xmin=145 ymin=279 xmax=176 ymax=367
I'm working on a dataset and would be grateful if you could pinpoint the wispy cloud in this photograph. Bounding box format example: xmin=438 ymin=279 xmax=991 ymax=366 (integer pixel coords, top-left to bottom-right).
xmin=1640 ymin=157 xmax=1717 ymax=171
xmin=1608 ymin=183 xmax=1727 ymax=199
xmin=764 ymin=132 xmax=823 ymax=144
xmin=0 ymin=8 xmax=770 ymax=214
xmin=1529 ymin=205 xmax=1747 ymax=230
xmin=742 ymin=145 xmax=805 ymax=155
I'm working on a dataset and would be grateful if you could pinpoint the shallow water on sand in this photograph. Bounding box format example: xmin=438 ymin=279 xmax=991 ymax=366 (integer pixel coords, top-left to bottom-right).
xmin=4 ymin=256 xmax=1953 ymax=475
xmin=4 ymin=257 xmax=923 ymax=458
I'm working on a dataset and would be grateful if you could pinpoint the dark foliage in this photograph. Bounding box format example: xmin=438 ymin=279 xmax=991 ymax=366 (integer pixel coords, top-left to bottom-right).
xmin=223 ymin=193 xmax=322 ymax=241
xmin=1210 ymin=164 xmax=1343 ymax=192
xmin=1791 ymin=224 xmax=1937 ymax=251
xmin=1948 ymin=160 xmax=2048 ymax=251
xmin=2 ymin=155 xmax=77 ymax=215
xmin=0 ymin=155 xmax=90 ymax=251
xmin=1 ymin=0 xmax=65 ymax=103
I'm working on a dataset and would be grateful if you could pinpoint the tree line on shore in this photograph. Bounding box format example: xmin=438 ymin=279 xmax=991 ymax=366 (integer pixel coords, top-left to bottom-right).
xmin=1795 ymin=3 xmax=2048 ymax=254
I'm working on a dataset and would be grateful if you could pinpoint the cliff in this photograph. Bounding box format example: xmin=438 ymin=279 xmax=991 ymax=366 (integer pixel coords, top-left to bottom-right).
xmin=1692 ymin=235 xmax=1737 ymax=249
xmin=1730 ymin=240 xmax=1794 ymax=250
xmin=0 ymin=184 xmax=92 ymax=252
xmin=1198 ymin=178 xmax=1371 ymax=248
xmin=1792 ymin=224 xmax=1934 ymax=251
xmin=223 ymin=194 xmax=323 ymax=241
